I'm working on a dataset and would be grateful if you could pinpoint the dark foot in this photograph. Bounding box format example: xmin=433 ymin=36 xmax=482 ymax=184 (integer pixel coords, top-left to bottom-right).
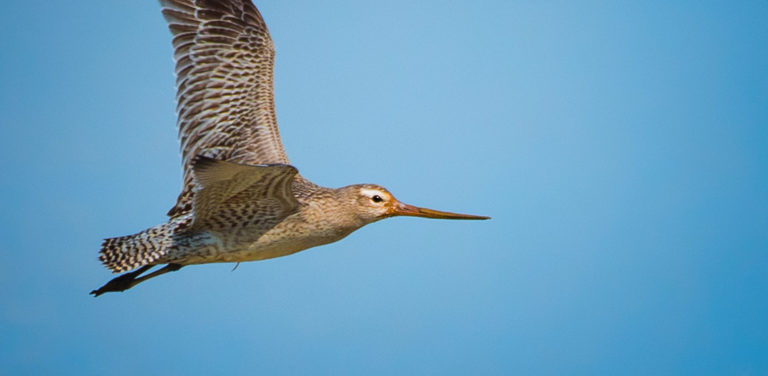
xmin=90 ymin=264 xmax=184 ymax=297
xmin=90 ymin=265 xmax=152 ymax=297
xmin=90 ymin=274 xmax=135 ymax=296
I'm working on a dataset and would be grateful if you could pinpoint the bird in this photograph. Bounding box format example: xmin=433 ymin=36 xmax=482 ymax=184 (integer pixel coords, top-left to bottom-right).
xmin=90 ymin=0 xmax=489 ymax=297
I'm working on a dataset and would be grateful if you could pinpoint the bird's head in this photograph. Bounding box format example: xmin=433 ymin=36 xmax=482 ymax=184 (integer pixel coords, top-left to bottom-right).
xmin=343 ymin=184 xmax=490 ymax=224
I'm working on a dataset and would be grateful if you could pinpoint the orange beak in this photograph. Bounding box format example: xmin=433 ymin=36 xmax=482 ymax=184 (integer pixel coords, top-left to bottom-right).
xmin=389 ymin=201 xmax=490 ymax=220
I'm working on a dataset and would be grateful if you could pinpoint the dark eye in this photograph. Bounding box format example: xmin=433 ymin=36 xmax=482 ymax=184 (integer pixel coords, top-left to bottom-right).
xmin=372 ymin=195 xmax=383 ymax=203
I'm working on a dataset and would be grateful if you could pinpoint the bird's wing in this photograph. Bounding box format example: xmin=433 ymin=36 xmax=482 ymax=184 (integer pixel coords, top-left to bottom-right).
xmin=190 ymin=156 xmax=299 ymax=232
xmin=159 ymin=0 xmax=289 ymax=218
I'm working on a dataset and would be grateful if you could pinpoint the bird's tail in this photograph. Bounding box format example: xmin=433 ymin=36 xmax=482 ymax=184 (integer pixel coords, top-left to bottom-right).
xmin=98 ymin=223 xmax=173 ymax=273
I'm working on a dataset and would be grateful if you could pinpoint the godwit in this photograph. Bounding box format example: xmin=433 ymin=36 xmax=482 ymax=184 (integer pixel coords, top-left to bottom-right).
xmin=91 ymin=0 xmax=489 ymax=296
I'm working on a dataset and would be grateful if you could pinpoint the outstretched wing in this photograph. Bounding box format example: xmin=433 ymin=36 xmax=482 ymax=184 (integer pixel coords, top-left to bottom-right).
xmin=191 ymin=156 xmax=298 ymax=234
xmin=159 ymin=0 xmax=289 ymax=218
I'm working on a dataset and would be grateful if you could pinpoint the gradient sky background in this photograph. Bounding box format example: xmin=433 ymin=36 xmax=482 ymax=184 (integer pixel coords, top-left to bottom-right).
xmin=1 ymin=0 xmax=767 ymax=374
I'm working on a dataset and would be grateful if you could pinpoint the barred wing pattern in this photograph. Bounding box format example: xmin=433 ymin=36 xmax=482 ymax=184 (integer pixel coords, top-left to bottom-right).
xmin=190 ymin=156 xmax=298 ymax=233
xmin=160 ymin=0 xmax=290 ymax=218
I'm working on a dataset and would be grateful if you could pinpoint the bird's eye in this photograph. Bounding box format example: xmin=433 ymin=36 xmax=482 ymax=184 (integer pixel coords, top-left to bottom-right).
xmin=372 ymin=195 xmax=383 ymax=203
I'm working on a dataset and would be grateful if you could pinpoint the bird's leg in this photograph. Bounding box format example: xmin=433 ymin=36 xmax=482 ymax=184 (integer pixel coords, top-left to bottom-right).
xmin=90 ymin=263 xmax=183 ymax=297
xmin=129 ymin=263 xmax=183 ymax=287
xmin=90 ymin=265 xmax=154 ymax=297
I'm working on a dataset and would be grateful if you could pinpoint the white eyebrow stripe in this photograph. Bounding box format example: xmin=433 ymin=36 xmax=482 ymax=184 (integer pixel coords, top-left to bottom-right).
xmin=360 ymin=188 xmax=383 ymax=197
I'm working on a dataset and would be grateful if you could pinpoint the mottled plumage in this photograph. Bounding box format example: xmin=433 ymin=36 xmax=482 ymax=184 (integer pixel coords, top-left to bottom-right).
xmin=163 ymin=0 xmax=289 ymax=218
xmin=91 ymin=0 xmax=488 ymax=297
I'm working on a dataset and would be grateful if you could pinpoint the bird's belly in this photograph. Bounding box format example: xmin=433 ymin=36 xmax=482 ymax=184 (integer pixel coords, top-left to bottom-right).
xmin=167 ymin=208 xmax=360 ymax=266
xmin=177 ymin=230 xmax=349 ymax=265
xmin=222 ymin=242 xmax=311 ymax=262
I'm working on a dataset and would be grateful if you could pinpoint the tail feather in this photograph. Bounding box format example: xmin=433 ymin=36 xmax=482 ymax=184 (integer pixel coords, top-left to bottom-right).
xmin=99 ymin=224 xmax=172 ymax=273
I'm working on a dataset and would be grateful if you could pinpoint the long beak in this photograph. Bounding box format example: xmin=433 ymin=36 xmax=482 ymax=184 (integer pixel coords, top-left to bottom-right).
xmin=389 ymin=201 xmax=490 ymax=220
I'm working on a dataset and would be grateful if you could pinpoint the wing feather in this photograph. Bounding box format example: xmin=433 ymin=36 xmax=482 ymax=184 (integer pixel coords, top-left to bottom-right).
xmin=190 ymin=157 xmax=299 ymax=232
xmin=159 ymin=0 xmax=290 ymax=218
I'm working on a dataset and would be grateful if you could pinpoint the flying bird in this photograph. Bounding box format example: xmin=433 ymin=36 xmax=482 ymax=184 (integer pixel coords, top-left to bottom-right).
xmin=91 ymin=0 xmax=489 ymax=296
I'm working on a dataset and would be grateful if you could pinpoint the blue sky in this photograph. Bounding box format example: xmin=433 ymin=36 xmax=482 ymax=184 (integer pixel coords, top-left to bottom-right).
xmin=1 ymin=0 xmax=767 ymax=374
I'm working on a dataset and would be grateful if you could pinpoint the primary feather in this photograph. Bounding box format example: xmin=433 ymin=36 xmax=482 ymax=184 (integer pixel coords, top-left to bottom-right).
xmin=160 ymin=0 xmax=289 ymax=218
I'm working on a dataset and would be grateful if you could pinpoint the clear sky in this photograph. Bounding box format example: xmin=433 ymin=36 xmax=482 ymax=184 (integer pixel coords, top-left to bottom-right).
xmin=1 ymin=0 xmax=767 ymax=374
